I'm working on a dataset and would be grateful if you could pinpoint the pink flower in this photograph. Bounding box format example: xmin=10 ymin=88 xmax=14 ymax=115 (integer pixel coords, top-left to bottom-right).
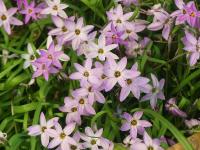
xmin=0 ymin=0 xmax=23 ymax=34
xmin=120 ymin=63 xmax=151 ymax=101
xmin=48 ymin=123 xmax=77 ymax=150
xmin=185 ymin=119 xmax=200 ymax=129
xmin=59 ymin=97 xmax=82 ymax=125
xmin=182 ymin=31 xmax=200 ymax=66
xmin=19 ymin=0 xmax=41 ymax=24
xmin=165 ymin=98 xmax=187 ymax=118
xmin=62 ymin=17 xmax=94 ymax=50
xmin=104 ymin=57 xmax=137 ymax=92
xmin=87 ymin=34 xmax=118 ymax=61
xmin=141 ymin=74 xmax=165 ymax=109
xmin=27 ymin=112 xmax=58 ymax=147
xmin=72 ymin=82 xmax=105 ymax=104
xmin=70 ymin=58 xmax=102 ymax=86
xmin=41 ymin=0 xmax=68 ymax=18
xmin=132 ymin=132 xmax=164 ymax=150
xmin=106 ymin=4 xmax=133 ymax=30
xmin=120 ymin=112 xmax=152 ymax=138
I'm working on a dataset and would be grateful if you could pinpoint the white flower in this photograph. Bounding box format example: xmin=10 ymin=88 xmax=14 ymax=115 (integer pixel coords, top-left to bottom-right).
xmin=21 ymin=43 xmax=36 ymax=69
xmin=0 ymin=131 xmax=7 ymax=144
xmin=41 ymin=0 xmax=68 ymax=18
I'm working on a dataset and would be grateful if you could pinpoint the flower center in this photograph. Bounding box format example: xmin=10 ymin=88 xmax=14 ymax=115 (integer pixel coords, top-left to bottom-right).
xmin=48 ymin=54 xmax=53 ymax=59
xmin=30 ymin=55 xmax=35 ymax=60
xmin=126 ymin=29 xmax=132 ymax=34
xmin=70 ymin=145 xmax=77 ymax=150
xmin=42 ymin=64 xmax=46 ymax=70
xmin=71 ymin=107 xmax=78 ymax=112
xmin=79 ymin=98 xmax=85 ymax=104
xmin=182 ymin=9 xmax=186 ymax=14
xmin=88 ymin=87 xmax=92 ymax=92
xmin=83 ymin=71 xmax=89 ymax=77
xmin=98 ymin=48 xmax=104 ymax=54
xmin=75 ymin=29 xmax=81 ymax=35
xmin=116 ymin=19 xmax=122 ymax=23
xmin=112 ymin=34 xmax=117 ymax=39
xmin=90 ymin=139 xmax=96 ymax=145
xmin=62 ymin=26 xmax=68 ymax=32
xmin=28 ymin=9 xmax=33 ymax=14
xmin=53 ymin=5 xmax=58 ymax=10
xmin=126 ymin=79 xmax=132 ymax=85
xmin=131 ymin=119 xmax=137 ymax=126
xmin=148 ymin=146 xmax=154 ymax=150
xmin=114 ymin=71 xmax=121 ymax=78
xmin=152 ymin=88 xmax=159 ymax=93
xmin=41 ymin=126 xmax=47 ymax=132
xmin=190 ymin=12 xmax=195 ymax=17
xmin=1 ymin=15 xmax=7 ymax=21
xmin=101 ymin=74 xmax=106 ymax=79
xmin=60 ymin=132 xmax=66 ymax=139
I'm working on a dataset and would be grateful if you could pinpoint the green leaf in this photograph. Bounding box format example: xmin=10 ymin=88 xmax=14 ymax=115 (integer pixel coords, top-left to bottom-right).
xmin=13 ymin=102 xmax=40 ymax=114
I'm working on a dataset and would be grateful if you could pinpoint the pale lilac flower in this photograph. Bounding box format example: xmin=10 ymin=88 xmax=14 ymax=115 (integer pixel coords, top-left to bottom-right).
xmin=21 ymin=43 xmax=36 ymax=69
xmin=73 ymin=82 xmax=105 ymax=104
xmin=70 ymin=58 xmax=102 ymax=86
xmin=73 ymin=95 xmax=96 ymax=115
xmin=41 ymin=0 xmax=68 ymax=18
xmin=141 ymin=74 xmax=165 ymax=109
xmin=49 ymin=16 xmax=75 ymax=36
xmin=62 ymin=17 xmax=94 ymax=50
xmin=120 ymin=63 xmax=151 ymax=101
xmin=147 ymin=4 xmax=168 ymax=20
xmin=80 ymin=127 xmax=111 ymax=150
xmin=28 ymin=112 xmax=58 ymax=147
xmin=19 ymin=0 xmax=41 ymax=24
xmin=185 ymin=119 xmax=200 ymax=129
xmin=104 ymin=57 xmax=137 ymax=92
xmin=15 ymin=0 xmax=25 ymax=9
xmin=48 ymin=123 xmax=77 ymax=150
xmin=132 ymin=132 xmax=164 ymax=150
xmin=182 ymin=31 xmax=200 ymax=66
xmin=165 ymin=98 xmax=187 ymax=118
xmin=0 ymin=0 xmax=23 ymax=34
xmin=87 ymin=34 xmax=118 ymax=61
xmin=120 ymin=112 xmax=152 ymax=138
xmin=38 ymin=42 xmax=69 ymax=69
xmin=106 ymin=4 xmax=133 ymax=30
xmin=119 ymin=0 xmax=138 ymax=6
xmin=126 ymin=37 xmax=151 ymax=57
xmin=32 ymin=61 xmax=56 ymax=81
xmin=0 ymin=49 xmax=18 ymax=65
xmin=123 ymin=135 xmax=142 ymax=147
xmin=147 ymin=8 xmax=173 ymax=40
xmin=104 ymin=23 xmax=127 ymax=46
xmin=77 ymin=31 xmax=97 ymax=56
xmin=171 ymin=0 xmax=200 ymax=27
xmin=59 ymin=97 xmax=82 ymax=125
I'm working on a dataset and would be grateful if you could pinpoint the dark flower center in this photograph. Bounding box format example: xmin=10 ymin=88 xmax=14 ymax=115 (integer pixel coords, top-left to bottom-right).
xmin=75 ymin=29 xmax=81 ymax=35
xmin=152 ymin=88 xmax=159 ymax=93
xmin=53 ymin=5 xmax=58 ymax=10
xmin=48 ymin=54 xmax=53 ymax=59
xmin=126 ymin=79 xmax=132 ymax=85
xmin=90 ymin=139 xmax=96 ymax=145
xmin=131 ymin=119 xmax=137 ymax=126
xmin=101 ymin=74 xmax=106 ymax=79
xmin=183 ymin=9 xmax=186 ymax=14
xmin=28 ymin=9 xmax=33 ymax=14
xmin=114 ymin=71 xmax=121 ymax=78
xmin=112 ymin=34 xmax=117 ymax=39
xmin=41 ymin=126 xmax=47 ymax=132
xmin=71 ymin=107 xmax=78 ymax=112
xmin=98 ymin=48 xmax=104 ymax=54
xmin=148 ymin=146 xmax=154 ymax=150
xmin=79 ymin=98 xmax=85 ymax=104
xmin=83 ymin=71 xmax=89 ymax=77
xmin=62 ymin=26 xmax=68 ymax=32
xmin=126 ymin=29 xmax=132 ymax=34
xmin=116 ymin=19 xmax=122 ymax=23
xmin=60 ymin=132 xmax=66 ymax=139
xmin=190 ymin=12 xmax=195 ymax=17
xmin=1 ymin=15 xmax=7 ymax=21
xmin=70 ymin=145 xmax=77 ymax=150
xmin=30 ymin=55 xmax=35 ymax=60
xmin=42 ymin=64 xmax=46 ymax=70
xmin=88 ymin=87 xmax=92 ymax=92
